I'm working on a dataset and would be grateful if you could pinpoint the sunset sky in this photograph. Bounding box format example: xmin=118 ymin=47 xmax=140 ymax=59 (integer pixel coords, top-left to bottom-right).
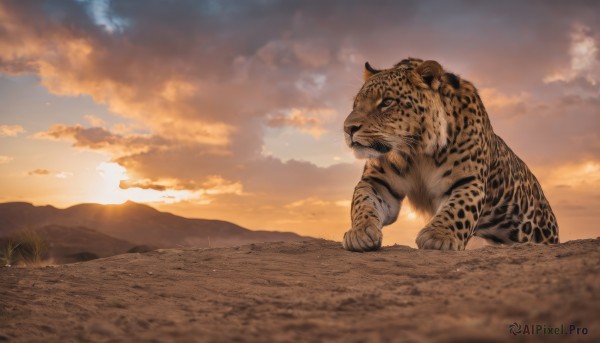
xmin=0 ymin=0 xmax=599 ymax=246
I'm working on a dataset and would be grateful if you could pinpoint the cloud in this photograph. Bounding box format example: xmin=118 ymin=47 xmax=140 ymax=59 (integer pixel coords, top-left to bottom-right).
xmin=84 ymin=114 xmax=105 ymax=127
xmin=0 ymin=125 xmax=24 ymax=137
xmin=95 ymin=161 xmax=244 ymax=206
xmin=256 ymin=38 xmax=331 ymax=69
xmin=285 ymin=197 xmax=349 ymax=209
xmin=544 ymin=161 xmax=600 ymax=190
xmin=266 ymin=107 xmax=336 ymax=138
xmin=479 ymin=87 xmax=530 ymax=119
xmin=534 ymin=159 xmax=600 ymax=241
xmin=121 ymin=175 xmax=244 ymax=196
xmin=94 ymin=161 xmax=200 ymax=204
xmin=196 ymin=175 xmax=244 ymax=196
xmin=55 ymin=171 xmax=73 ymax=179
xmin=479 ymin=88 xmax=529 ymax=110
xmin=0 ymin=155 xmax=13 ymax=164
xmin=34 ymin=124 xmax=169 ymax=155
xmin=119 ymin=179 xmax=167 ymax=191
xmin=28 ymin=169 xmax=51 ymax=176
xmin=28 ymin=169 xmax=73 ymax=178
xmin=544 ymin=23 xmax=600 ymax=85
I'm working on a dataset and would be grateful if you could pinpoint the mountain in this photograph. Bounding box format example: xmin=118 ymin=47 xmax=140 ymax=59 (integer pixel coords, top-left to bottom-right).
xmin=36 ymin=225 xmax=136 ymax=263
xmin=0 ymin=201 xmax=307 ymax=254
xmin=0 ymin=202 xmax=61 ymax=234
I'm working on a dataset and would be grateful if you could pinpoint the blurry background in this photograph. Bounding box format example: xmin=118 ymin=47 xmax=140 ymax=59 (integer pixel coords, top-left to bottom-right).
xmin=0 ymin=0 xmax=598 ymax=247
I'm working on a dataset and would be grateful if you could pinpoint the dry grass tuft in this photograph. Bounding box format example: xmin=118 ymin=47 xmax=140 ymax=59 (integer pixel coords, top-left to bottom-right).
xmin=1 ymin=239 xmax=20 ymax=266
xmin=1 ymin=229 xmax=49 ymax=267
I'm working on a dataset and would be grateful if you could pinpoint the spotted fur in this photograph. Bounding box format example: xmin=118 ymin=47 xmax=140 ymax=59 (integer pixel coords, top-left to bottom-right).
xmin=342 ymin=58 xmax=559 ymax=251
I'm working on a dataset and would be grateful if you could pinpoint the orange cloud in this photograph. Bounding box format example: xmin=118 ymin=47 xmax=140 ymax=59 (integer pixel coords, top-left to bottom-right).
xmin=55 ymin=172 xmax=73 ymax=179
xmin=28 ymin=169 xmax=51 ymax=176
xmin=119 ymin=174 xmax=245 ymax=196
xmin=34 ymin=124 xmax=168 ymax=156
xmin=479 ymin=88 xmax=529 ymax=111
xmin=197 ymin=175 xmax=244 ymax=196
xmin=84 ymin=114 xmax=106 ymax=127
xmin=0 ymin=155 xmax=14 ymax=164
xmin=0 ymin=125 xmax=24 ymax=137
xmin=533 ymin=160 xmax=600 ymax=242
xmin=28 ymin=169 xmax=73 ymax=178
xmin=266 ymin=107 xmax=336 ymax=138
xmin=542 ymin=161 xmax=600 ymax=190
xmin=285 ymin=197 xmax=349 ymax=209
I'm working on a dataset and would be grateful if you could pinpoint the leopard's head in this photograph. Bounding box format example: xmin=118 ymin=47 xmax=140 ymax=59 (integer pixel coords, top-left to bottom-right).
xmin=344 ymin=58 xmax=453 ymax=160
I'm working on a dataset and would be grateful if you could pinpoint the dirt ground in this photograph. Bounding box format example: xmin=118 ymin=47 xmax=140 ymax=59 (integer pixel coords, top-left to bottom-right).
xmin=1 ymin=238 xmax=598 ymax=342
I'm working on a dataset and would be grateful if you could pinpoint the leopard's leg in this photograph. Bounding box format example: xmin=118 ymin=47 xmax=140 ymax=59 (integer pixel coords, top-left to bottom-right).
xmin=416 ymin=177 xmax=485 ymax=251
xmin=343 ymin=164 xmax=404 ymax=252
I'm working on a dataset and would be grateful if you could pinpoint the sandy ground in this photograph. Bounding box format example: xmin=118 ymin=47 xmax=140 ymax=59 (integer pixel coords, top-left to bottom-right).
xmin=1 ymin=238 xmax=598 ymax=343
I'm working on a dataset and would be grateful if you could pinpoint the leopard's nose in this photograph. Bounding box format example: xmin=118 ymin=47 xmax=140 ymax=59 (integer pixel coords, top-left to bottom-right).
xmin=344 ymin=110 xmax=363 ymax=138
xmin=344 ymin=124 xmax=361 ymax=137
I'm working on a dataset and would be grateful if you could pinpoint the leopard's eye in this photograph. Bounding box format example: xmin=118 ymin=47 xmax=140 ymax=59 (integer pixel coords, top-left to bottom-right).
xmin=379 ymin=97 xmax=396 ymax=109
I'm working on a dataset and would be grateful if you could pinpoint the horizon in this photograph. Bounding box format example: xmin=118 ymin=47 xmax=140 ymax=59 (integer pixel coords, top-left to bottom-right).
xmin=0 ymin=200 xmax=257 ymax=224
xmin=1 ymin=0 xmax=599 ymax=246
xmin=0 ymin=200 xmax=302 ymax=233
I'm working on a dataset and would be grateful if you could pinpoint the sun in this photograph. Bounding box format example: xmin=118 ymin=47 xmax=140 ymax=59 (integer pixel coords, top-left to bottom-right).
xmin=94 ymin=162 xmax=130 ymax=204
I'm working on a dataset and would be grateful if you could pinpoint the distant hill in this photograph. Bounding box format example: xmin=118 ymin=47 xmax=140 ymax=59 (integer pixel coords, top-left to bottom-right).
xmin=0 ymin=201 xmax=307 ymax=260
xmin=36 ymin=225 xmax=136 ymax=263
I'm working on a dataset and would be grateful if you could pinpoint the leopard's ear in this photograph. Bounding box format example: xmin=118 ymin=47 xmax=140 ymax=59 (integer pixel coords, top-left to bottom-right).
xmin=363 ymin=62 xmax=381 ymax=81
xmin=413 ymin=60 xmax=443 ymax=90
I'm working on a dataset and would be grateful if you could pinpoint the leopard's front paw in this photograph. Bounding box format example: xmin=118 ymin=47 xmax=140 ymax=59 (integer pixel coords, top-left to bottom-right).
xmin=342 ymin=225 xmax=382 ymax=252
xmin=416 ymin=227 xmax=462 ymax=251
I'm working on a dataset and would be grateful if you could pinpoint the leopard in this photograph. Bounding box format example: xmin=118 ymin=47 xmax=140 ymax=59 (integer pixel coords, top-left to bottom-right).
xmin=342 ymin=57 xmax=559 ymax=251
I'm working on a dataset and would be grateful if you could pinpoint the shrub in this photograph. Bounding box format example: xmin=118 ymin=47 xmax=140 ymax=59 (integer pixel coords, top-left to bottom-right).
xmin=15 ymin=229 xmax=49 ymax=265
xmin=1 ymin=239 xmax=20 ymax=266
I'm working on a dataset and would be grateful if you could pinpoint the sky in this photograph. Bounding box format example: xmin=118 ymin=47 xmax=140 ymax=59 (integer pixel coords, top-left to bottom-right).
xmin=0 ymin=0 xmax=599 ymax=246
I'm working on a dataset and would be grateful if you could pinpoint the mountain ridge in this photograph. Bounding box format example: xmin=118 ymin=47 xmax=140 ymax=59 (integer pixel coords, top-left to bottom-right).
xmin=0 ymin=201 xmax=308 ymax=260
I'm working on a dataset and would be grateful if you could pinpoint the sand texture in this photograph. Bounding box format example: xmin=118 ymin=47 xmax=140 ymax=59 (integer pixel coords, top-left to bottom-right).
xmin=1 ymin=238 xmax=598 ymax=342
